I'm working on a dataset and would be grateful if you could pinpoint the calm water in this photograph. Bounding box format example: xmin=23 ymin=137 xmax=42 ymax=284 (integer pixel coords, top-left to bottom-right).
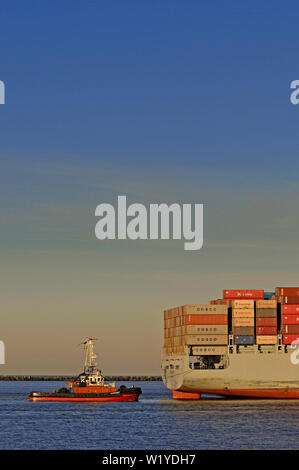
xmin=0 ymin=381 xmax=298 ymax=449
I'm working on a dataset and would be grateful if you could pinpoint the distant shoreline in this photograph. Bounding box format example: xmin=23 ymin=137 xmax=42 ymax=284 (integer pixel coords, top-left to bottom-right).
xmin=0 ymin=375 xmax=162 ymax=381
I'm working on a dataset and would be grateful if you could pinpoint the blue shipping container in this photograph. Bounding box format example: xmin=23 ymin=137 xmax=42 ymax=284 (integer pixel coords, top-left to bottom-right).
xmin=234 ymin=335 xmax=255 ymax=345
xmin=264 ymin=292 xmax=275 ymax=299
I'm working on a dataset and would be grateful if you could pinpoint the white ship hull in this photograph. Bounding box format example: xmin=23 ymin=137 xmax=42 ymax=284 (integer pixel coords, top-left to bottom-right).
xmin=161 ymin=345 xmax=299 ymax=398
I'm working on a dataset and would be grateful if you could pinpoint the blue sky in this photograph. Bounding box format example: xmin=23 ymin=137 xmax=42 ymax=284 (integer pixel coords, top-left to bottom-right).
xmin=1 ymin=1 xmax=299 ymax=373
xmin=1 ymin=1 xmax=299 ymax=170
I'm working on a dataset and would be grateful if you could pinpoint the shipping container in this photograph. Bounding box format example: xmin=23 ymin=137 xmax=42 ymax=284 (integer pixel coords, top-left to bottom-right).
xmin=229 ymin=299 xmax=255 ymax=309
xmin=231 ymin=309 xmax=254 ymax=318
xmin=282 ymin=335 xmax=299 ymax=345
xmin=231 ymin=326 xmax=255 ymax=335
xmin=232 ymin=317 xmax=255 ymax=327
xmin=182 ymin=304 xmax=228 ymax=315
xmin=276 ymin=287 xmax=299 ymax=297
xmin=183 ymin=334 xmax=228 ymax=345
xmin=164 ymin=307 xmax=179 ymax=319
xmin=282 ymin=314 xmax=299 ymax=325
xmin=256 ymin=317 xmax=277 ymax=327
xmin=282 ymin=325 xmax=299 ymax=334
xmin=173 ymin=336 xmax=184 ymax=346
xmin=282 ymin=305 xmax=299 ymax=314
xmin=163 ymin=347 xmax=172 ymax=355
xmin=166 ymin=318 xmax=174 ymax=328
xmin=168 ymin=346 xmax=184 ymax=354
xmin=256 ymin=335 xmax=277 ymax=345
xmin=223 ymin=289 xmax=264 ymax=299
xmin=264 ymin=292 xmax=275 ymax=299
xmin=256 ymin=299 xmax=277 ymax=309
xmin=234 ymin=335 xmax=255 ymax=345
xmin=256 ymin=326 xmax=277 ymax=335
xmin=278 ymin=296 xmax=299 ymax=305
xmin=256 ymin=309 xmax=277 ymax=318
xmin=184 ymin=314 xmax=228 ymax=325
xmin=182 ymin=325 xmax=228 ymax=335
xmin=191 ymin=346 xmax=228 ymax=356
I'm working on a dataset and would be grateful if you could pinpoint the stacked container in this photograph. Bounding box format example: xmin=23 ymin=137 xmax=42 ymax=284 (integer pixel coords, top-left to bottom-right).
xmin=223 ymin=289 xmax=264 ymax=300
xmin=163 ymin=304 xmax=228 ymax=355
xmin=163 ymin=306 xmax=184 ymax=355
xmin=230 ymin=299 xmax=255 ymax=345
xmin=264 ymin=292 xmax=275 ymax=300
xmin=164 ymin=287 xmax=299 ymax=354
xmin=208 ymin=299 xmax=224 ymax=305
xmin=275 ymin=288 xmax=299 ymax=345
xmin=255 ymin=299 xmax=277 ymax=344
xmin=276 ymin=287 xmax=299 ymax=305
xmin=281 ymin=304 xmax=299 ymax=345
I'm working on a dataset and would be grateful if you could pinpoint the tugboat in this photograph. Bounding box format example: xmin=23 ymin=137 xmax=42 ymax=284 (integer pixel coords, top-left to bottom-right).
xmin=29 ymin=338 xmax=142 ymax=402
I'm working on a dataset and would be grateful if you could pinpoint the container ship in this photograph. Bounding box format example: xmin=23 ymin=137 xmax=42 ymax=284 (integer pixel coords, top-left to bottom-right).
xmin=162 ymin=287 xmax=299 ymax=399
xmin=30 ymin=338 xmax=142 ymax=402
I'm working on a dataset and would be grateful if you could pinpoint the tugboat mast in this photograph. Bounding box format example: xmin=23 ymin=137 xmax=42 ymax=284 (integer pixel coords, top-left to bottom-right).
xmin=83 ymin=337 xmax=99 ymax=375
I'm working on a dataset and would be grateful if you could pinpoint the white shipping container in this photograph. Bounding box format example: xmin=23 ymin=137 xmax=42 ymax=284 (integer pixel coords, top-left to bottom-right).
xmin=230 ymin=300 xmax=254 ymax=309
xmin=183 ymin=304 xmax=228 ymax=315
xmin=182 ymin=325 xmax=228 ymax=335
xmin=184 ymin=334 xmax=228 ymax=345
xmin=232 ymin=309 xmax=254 ymax=318
xmin=192 ymin=346 xmax=228 ymax=355
xmin=256 ymin=299 xmax=277 ymax=309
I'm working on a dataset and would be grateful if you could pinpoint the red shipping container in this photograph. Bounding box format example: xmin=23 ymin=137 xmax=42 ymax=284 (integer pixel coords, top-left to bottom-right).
xmin=256 ymin=326 xmax=277 ymax=335
xmin=223 ymin=289 xmax=264 ymax=299
xmin=276 ymin=287 xmax=299 ymax=297
xmin=279 ymin=296 xmax=299 ymax=304
xmin=282 ymin=335 xmax=299 ymax=345
xmin=282 ymin=315 xmax=299 ymax=325
xmin=282 ymin=305 xmax=299 ymax=314
xmin=256 ymin=317 xmax=277 ymax=327
xmin=184 ymin=314 xmax=228 ymax=325
xmin=282 ymin=325 xmax=299 ymax=334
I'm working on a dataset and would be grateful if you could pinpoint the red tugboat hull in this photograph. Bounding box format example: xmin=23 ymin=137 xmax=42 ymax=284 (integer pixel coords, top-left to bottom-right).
xmin=29 ymin=385 xmax=142 ymax=402
xmin=30 ymin=393 xmax=140 ymax=402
